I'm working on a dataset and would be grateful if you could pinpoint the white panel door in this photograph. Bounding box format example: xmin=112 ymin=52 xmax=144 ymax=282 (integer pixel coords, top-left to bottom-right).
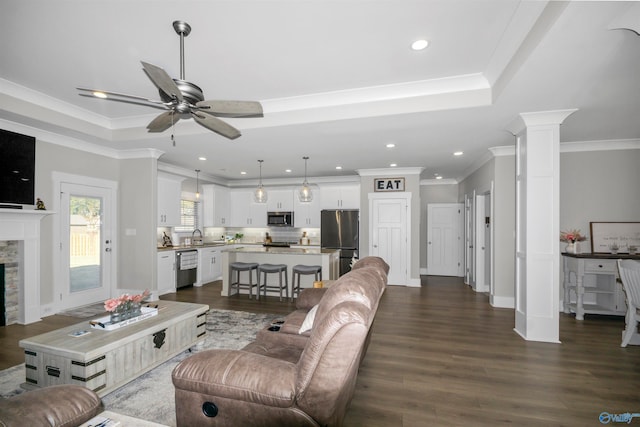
xmin=370 ymin=197 xmax=407 ymax=285
xmin=427 ymin=203 xmax=463 ymax=277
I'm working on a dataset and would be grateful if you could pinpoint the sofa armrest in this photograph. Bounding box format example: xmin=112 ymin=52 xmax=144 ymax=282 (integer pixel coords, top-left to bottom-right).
xmin=172 ymin=349 xmax=296 ymax=408
xmin=0 ymin=384 xmax=102 ymax=427
xmin=296 ymin=288 xmax=327 ymax=309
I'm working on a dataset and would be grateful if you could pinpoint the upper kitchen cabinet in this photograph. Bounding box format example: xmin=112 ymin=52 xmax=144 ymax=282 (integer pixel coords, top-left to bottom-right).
xmin=294 ymin=195 xmax=320 ymax=228
xmin=202 ymin=184 xmax=230 ymax=227
xmin=157 ymin=172 xmax=184 ymax=226
xmin=319 ymin=184 xmax=360 ymax=210
xmin=267 ymin=189 xmax=294 ymax=212
xmin=230 ymin=190 xmax=267 ymax=227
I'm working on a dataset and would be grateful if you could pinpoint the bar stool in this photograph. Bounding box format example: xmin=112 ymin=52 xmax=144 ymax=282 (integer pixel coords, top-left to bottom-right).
xmin=291 ymin=264 xmax=322 ymax=301
xmin=229 ymin=262 xmax=260 ymax=300
xmin=258 ymin=263 xmax=289 ymax=301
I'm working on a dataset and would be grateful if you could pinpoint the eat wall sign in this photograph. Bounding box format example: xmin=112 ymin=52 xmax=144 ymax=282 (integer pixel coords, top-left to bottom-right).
xmin=374 ymin=178 xmax=405 ymax=192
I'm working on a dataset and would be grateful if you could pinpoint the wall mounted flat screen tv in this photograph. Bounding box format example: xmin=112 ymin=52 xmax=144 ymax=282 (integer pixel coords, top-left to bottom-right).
xmin=0 ymin=129 xmax=36 ymax=206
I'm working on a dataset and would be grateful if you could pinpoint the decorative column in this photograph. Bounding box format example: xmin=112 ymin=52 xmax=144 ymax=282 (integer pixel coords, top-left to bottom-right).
xmin=507 ymin=109 xmax=576 ymax=343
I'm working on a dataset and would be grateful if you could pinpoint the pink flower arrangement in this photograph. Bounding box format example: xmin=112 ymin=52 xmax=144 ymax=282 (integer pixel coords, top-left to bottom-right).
xmin=104 ymin=290 xmax=150 ymax=312
xmin=560 ymin=229 xmax=587 ymax=243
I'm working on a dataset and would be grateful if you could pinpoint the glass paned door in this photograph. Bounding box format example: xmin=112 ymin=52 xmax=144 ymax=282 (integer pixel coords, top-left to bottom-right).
xmin=69 ymin=195 xmax=102 ymax=292
xmin=60 ymin=182 xmax=113 ymax=309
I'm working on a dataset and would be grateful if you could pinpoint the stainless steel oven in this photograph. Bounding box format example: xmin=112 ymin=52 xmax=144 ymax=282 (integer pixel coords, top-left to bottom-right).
xmin=267 ymin=211 xmax=293 ymax=227
xmin=176 ymin=249 xmax=198 ymax=288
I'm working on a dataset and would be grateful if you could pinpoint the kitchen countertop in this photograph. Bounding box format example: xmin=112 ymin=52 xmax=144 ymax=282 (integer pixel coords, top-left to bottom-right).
xmin=157 ymin=242 xmax=228 ymax=251
xmin=157 ymin=242 xmax=322 ymax=252
xmin=225 ymin=246 xmax=339 ymax=255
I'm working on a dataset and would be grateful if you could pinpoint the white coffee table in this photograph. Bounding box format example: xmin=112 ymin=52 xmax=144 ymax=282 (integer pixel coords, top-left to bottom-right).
xmin=19 ymin=301 xmax=208 ymax=396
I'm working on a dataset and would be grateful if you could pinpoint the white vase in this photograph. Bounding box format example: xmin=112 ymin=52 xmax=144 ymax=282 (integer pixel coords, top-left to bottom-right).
xmin=565 ymin=241 xmax=576 ymax=254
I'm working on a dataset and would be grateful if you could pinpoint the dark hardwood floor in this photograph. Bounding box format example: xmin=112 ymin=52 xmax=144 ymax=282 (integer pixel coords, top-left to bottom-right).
xmin=1 ymin=276 xmax=638 ymax=426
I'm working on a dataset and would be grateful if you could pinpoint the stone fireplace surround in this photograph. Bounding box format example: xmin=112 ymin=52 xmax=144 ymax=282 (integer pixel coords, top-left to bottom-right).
xmin=0 ymin=209 xmax=52 ymax=324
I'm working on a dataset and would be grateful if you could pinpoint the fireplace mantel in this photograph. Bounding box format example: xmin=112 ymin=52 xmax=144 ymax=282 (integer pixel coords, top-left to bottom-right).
xmin=0 ymin=208 xmax=54 ymax=324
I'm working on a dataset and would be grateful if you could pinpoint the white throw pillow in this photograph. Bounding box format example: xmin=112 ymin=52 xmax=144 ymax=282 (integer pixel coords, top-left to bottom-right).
xmin=299 ymin=304 xmax=319 ymax=334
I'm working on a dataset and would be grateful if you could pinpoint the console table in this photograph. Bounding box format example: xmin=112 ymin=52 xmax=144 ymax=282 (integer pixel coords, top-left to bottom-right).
xmin=19 ymin=301 xmax=208 ymax=396
xmin=562 ymin=253 xmax=640 ymax=320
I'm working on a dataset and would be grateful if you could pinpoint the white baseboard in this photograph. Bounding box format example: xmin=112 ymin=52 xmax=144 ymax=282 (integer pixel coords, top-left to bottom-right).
xmin=491 ymin=295 xmax=515 ymax=309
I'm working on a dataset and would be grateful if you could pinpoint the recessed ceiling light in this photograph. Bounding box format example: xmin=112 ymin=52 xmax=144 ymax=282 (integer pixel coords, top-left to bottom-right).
xmin=198 ymin=156 xmax=207 ymax=161
xmin=336 ymin=166 xmax=342 ymax=170
xmin=240 ymin=171 xmax=247 ymax=175
xmin=390 ymin=163 xmax=397 ymax=167
xmin=285 ymin=169 xmax=292 ymax=173
xmin=436 ymin=176 xmax=443 ymax=180
xmin=411 ymin=39 xmax=429 ymax=51
xmin=386 ymin=143 xmax=395 ymax=148
xmin=453 ymin=151 xmax=463 ymax=156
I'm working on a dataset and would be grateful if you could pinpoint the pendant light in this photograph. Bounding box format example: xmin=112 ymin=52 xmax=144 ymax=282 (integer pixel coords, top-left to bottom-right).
xmin=195 ymin=169 xmax=200 ymax=199
xmin=298 ymin=156 xmax=313 ymax=202
xmin=254 ymin=160 xmax=268 ymax=203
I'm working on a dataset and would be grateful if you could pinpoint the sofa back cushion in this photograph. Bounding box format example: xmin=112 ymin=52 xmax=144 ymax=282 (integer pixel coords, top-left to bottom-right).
xmin=312 ymin=266 xmax=385 ymax=330
xmin=352 ymin=256 xmax=390 ymax=275
xmin=294 ymin=301 xmax=371 ymax=426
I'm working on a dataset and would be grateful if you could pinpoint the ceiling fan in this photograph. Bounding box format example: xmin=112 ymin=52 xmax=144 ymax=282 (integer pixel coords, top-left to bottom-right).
xmin=77 ymin=21 xmax=262 ymax=140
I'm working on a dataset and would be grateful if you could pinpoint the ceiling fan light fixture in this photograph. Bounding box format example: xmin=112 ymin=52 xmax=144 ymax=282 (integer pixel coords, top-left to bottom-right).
xmin=254 ymin=160 xmax=268 ymax=203
xmin=298 ymin=156 xmax=313 ymax=203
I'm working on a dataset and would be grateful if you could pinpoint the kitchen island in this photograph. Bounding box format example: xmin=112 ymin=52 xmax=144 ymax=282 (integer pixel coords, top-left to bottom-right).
xmin=222 ymin=246 xmax=340 ymax=298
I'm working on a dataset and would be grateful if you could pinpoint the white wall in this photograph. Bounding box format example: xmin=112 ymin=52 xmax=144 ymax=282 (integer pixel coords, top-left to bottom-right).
xmin=35 ymin=140 xmax=120 ymax=305
xmin=118 ymin=158 xmax=158 ymax=292
xmin=560 ymin=149 xmax=640 ymax=252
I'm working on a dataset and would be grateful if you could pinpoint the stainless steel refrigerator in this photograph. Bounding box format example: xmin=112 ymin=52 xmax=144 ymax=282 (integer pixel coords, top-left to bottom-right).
xmin=321 ymin=209 xmax=359 ymax=276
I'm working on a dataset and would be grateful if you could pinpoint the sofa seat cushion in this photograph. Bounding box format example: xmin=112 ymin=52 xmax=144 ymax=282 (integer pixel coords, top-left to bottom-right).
xmin=172 ymin=349 xmax=297 ymax=408
xmin=0 ymin=384 xmax=102 ymax=427
xmin=242 ymin=341 xmax=303 ymax=364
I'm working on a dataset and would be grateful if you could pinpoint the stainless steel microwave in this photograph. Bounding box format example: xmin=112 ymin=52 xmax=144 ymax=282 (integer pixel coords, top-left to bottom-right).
xmin=267 ymin=211 xmax=293 ymax=227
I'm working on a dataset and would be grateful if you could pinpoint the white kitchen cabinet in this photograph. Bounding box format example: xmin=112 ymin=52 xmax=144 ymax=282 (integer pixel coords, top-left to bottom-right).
xmin=157 ymin=250 xmax=176 ymax=295
xmin=294 ymin=195 xmax=320 ymax=228
xmin=157 ymin=173 xmax=184 ymax=226
xmin=202 ymin=185 xmax=231 ymax=227
xmin=267 ymin=189 xmax=294 ymax=212
xmin=230 ymin=190 xmax=267 ymax=227
xmin=319 ymin=184 xmax=360 ymax=209
xmin=198 ymin=246 xmax=222 ymax=285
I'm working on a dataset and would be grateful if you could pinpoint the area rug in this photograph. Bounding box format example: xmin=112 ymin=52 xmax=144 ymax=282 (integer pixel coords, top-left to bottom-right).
xmin=0 ymin=309 xmax=281 ymax=426
xmin=58 ymin=302 xmax=108 ymax=318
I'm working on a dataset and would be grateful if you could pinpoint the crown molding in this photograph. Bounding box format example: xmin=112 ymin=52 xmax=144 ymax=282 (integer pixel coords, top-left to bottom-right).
xmin=356 ymin=167 xmax=424 ymax=177
xmin=420 ymin=178 xmax=458 ymax=186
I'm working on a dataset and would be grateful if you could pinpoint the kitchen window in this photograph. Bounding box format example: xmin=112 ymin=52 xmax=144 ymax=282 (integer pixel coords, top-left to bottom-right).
xmin=174 ymin=199 xmax=200 ymax=232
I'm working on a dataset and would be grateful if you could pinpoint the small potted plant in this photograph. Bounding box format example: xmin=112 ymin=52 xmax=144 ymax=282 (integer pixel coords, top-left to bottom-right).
xmin=560 ymin=229 xmax=586 ymax=254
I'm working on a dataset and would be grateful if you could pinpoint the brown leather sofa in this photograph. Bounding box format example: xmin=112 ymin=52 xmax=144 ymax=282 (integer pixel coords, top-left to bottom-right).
xmin=171 ymin=256 xmax=389 ymax=427
xmin=0 ymin=384 xmax=102 ymax=427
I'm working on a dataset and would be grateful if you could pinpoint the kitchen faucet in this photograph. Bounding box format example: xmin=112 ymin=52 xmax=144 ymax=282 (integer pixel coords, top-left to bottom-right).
xmin=192 ymin=229 xmax=203 ymax=244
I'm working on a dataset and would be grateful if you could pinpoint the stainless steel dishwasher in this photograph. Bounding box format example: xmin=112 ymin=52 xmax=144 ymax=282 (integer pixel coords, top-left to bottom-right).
xmin=176 ymin=249 xmax=198 ymax=288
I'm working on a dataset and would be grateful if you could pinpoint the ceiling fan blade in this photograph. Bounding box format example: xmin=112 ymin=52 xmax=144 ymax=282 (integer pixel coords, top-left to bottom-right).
xmin=191 ymin=112 xmax=241 ymax=140
xmin=195 ymin=100 xmax=264 ymax=118
xmin=77 ymin=87 xmax=167 ymax=106
xmin=147 ymin=111 xmax=180 ymax=133
xmin=141 ymin=61 xmax=183 ymax=102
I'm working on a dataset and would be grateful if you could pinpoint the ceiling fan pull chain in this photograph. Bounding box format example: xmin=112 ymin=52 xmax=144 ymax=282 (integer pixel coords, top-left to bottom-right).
xmin=171 ymin=113 xmax=176 ymax=146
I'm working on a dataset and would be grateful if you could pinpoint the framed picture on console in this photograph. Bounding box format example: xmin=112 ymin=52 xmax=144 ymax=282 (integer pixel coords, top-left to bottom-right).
xmin=590 ymin=222 xmax=640 ymax=253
